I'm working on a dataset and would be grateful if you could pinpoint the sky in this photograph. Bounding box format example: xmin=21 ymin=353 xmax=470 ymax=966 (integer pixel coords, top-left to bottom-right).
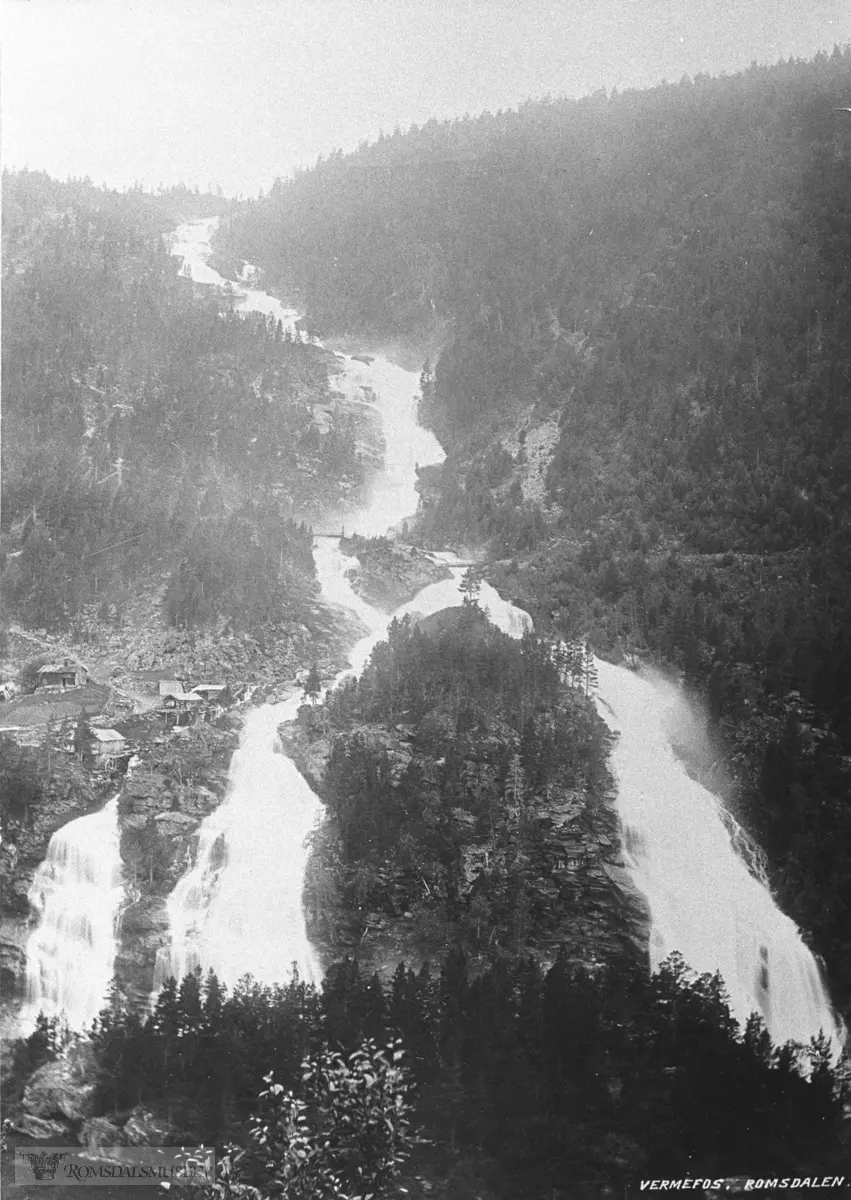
xmin=3 ymin=0 xmax=849 ymax=197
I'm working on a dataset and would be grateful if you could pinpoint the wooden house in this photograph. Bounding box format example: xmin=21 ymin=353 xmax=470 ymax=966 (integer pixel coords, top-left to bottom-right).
xmin=160 ymin=691 xmax=203 ymax=726
xmin=161 ymin=691 xmax=203 ymax=711
xmin=36 ymin=659 xmax=88 ymax=691
xmin=90 ymin=728 xmax=127 ymax=764
xmin=158 ymin=679 xmax=185 ymax=697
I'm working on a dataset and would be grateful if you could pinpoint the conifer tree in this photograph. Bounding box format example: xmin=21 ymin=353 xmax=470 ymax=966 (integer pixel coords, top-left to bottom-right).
xmin=302 ymin=663 xmax=322 ymax=706
xmin=73 ymin=707 xmax=92 ymax=761
xmin=460 ymin=564 xmax=483 ymax=606
xmin=582 ymin=643 xmax=599 ymax=697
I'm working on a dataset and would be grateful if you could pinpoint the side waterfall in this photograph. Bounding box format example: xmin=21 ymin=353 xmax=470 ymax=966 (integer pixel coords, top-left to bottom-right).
xmin=21 ymin=797 xmax=123 ymax=1032
xmin=154 ymin=703 xmax=322 ymax=990
xmin=594 ymin=659 xmax=843 ymax=1052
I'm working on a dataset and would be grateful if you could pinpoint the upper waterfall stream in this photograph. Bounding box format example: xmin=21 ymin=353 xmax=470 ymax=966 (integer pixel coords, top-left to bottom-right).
xmin=155 ymin=218 xmax=460 ymax=992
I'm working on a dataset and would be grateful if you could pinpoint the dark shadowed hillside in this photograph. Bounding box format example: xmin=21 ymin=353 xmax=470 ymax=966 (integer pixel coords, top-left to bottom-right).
xmin=1 ymin=171 xmax=371 ymax=641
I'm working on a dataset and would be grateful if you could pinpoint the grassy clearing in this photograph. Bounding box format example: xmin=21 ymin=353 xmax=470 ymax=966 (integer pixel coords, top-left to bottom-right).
xmin=0 ymin=685 xmax=111 ymax=730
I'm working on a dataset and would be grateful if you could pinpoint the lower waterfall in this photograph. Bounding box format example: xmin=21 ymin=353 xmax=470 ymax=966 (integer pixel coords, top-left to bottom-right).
xmin=594 ymin=658 xmax=843 ymax=1053
xmin=21 ymin=797 xmax=123 ymax=1033
xmin=153 ymin=702 xmax=322 ymax=992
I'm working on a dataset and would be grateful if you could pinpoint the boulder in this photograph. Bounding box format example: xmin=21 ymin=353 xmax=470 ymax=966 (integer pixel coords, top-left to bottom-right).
xmin=123 ymin=1108 xmax=177 ymax=1146
xmin=339 ymin=541 xmax=452 ymax=612
xmin=79 ymin=1116 xmax=127 ymax=1149
xmin=15 ymin=1113 xmax=72 ymax=1140
xmin=23 ymin=1055 xmax=98 ymax=1121
xmin=153 ymin=811 xmax=197 ymax=832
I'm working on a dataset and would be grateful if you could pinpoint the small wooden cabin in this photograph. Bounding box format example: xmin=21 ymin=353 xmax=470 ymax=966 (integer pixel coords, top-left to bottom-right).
xmin=160 ymin=691 xmax=203 ymax=727
xmin=36 ymin=660 xmax=88 ymax=691
xmin=158 ymin=679 xmax=185 ymax=697
xmin=91 ymin=728 xmax=127 ymax=763
xmin=161 ymin=691 xmax=203 ymax=711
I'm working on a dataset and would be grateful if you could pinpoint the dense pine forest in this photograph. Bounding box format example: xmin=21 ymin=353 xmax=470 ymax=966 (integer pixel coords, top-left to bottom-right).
xmin=78 ymin=951 xmax=851 ymax=1191
xmin=0 ymin=171 xmax=365 ymax=638
xmin=218 ymin=50 xmax=851 ymax=1009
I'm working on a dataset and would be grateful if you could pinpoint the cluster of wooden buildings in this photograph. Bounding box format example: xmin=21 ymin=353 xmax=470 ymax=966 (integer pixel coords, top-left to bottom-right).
xmin=157 ymin=679 xmax=227 ymax=725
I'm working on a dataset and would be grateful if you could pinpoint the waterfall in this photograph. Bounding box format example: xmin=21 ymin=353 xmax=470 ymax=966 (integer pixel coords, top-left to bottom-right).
xmin=21 ymin=797 xmax=123 ymax=1033
xmin=157 ymin=218 xmax=842 ymax=1063
xmin=155 ymin=219 xmax=448 ymax=995
xmin=313 ymin=546 xmax=532 ymax=685
xmin=153 ymin=704 xmax=322 ymax=991
xmin=594 ymin=659 xmax=843 ymax=1053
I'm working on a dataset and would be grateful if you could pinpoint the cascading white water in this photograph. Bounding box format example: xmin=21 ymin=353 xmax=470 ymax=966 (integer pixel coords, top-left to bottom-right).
xmin=21 ymin=797 xmax=123 ymax=1032
xmin=314 ymin=542 xmax=532 ymax=684
xmin=153 ymin=702 xmax=322 ymax=991
xmin=155 ymin=219 xmax=452 ymax=994
xmin=171 ymin=217 xmax=300 ymax=332
xmin=594 ymin=660 xmax=843 ymax=1052
xmin=153 ymin=544 xmax=533 ymax=995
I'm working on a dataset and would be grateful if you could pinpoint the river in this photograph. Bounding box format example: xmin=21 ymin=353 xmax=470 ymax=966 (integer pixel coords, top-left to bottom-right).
xmin=22 ymin=218 xmax=843 ymax=1058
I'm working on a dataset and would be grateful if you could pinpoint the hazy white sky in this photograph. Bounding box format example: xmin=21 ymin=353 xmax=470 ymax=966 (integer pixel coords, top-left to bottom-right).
xmin=3 ymin=0 xmax=848 ymax=196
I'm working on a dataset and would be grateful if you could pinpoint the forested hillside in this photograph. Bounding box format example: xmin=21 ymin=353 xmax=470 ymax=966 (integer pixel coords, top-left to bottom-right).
xmin=1 ymin=171 xmax=365 ymax=638
xmin=218 ymin=49 xmax=851 ymax=1004
xmin=296 ymin=602 xmax=637 ymax=963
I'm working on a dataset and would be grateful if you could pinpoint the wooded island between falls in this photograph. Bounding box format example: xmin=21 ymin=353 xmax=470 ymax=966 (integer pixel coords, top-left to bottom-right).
xmin=2 ymin=46 xmax=851 ymax=1199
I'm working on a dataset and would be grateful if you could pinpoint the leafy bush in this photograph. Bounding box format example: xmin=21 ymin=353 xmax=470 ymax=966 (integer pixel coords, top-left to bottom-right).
xmin=199 ymin=1041 xmax=413 ymax=1200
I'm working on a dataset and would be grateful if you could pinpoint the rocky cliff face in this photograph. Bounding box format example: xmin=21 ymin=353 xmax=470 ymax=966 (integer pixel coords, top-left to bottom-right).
xmin=113 ymin=716 xmax=241 ymax=1008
